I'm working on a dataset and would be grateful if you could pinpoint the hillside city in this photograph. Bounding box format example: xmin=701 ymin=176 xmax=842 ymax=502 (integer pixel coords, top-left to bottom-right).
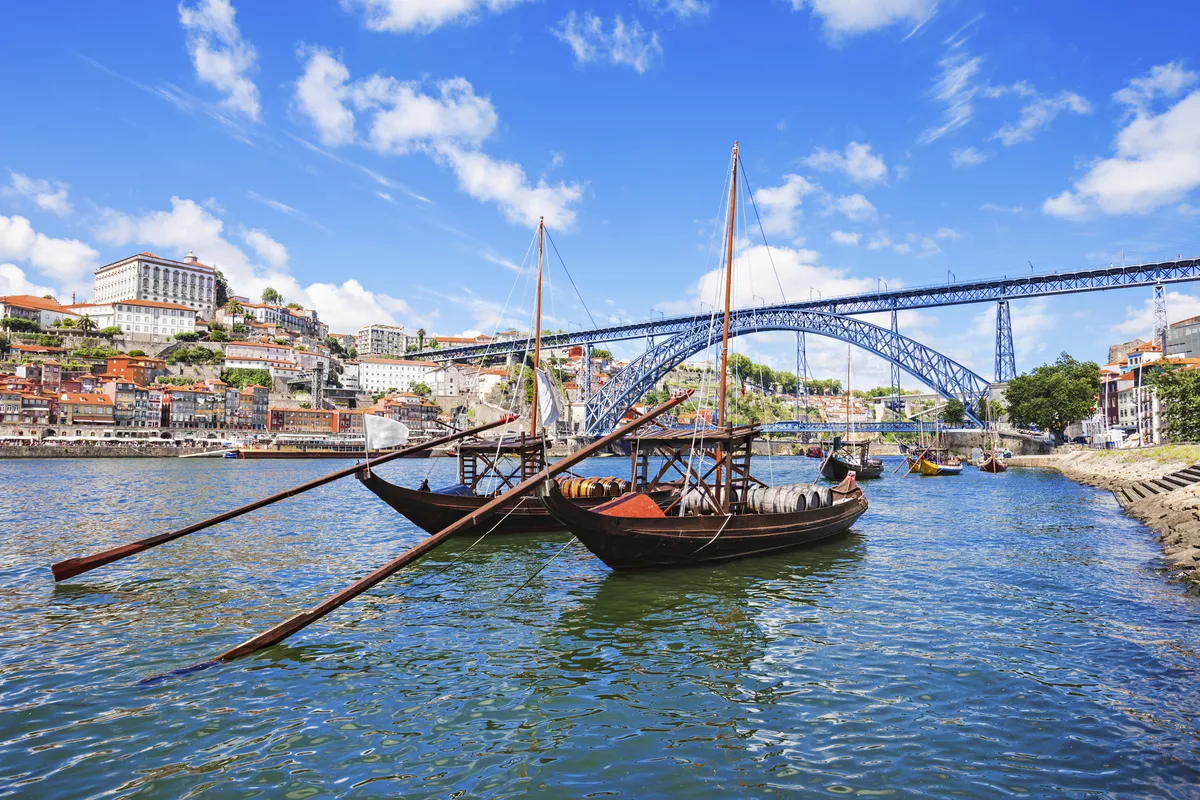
xmin=0 ymin=248 xmax=1193 ymax=449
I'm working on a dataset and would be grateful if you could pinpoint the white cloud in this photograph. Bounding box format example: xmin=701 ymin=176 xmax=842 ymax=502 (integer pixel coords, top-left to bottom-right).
xmin=304 ymin=278 xmax=416 ymax=332
xmin=985 ymin=81 xmax=1091 ymax=146
xmin=178 ymin=0 xmax=261 ymax=121
xmin=343 ymin=0 xmax=530 ymax=33
xmin=866 ymin=232 xmax=891 ymax=250
xmin=753 ymin=174 xmax=819 ymax=238
xmin=641 ymin=0 xmax=709 ymax=19
xmin=0 ymin=263 xmax=57 ymax=297
xmin=934 ymin=226 xmax=959 ymax=240
xmin=804 ymin=141 xmax=888 ymax=185
xmin=830 ymin=230 xmax=861 ymax=245
xmin=979 ymin=203 xmax=1025 ymax=213
xmin=1113 ymin=61 xmax=1197 ymax=113
xmin=292 ymin=50 xmax=583 ymax=228
xmin=833 ymin=193 xmax=876 ymax=221
xmin=3 ymin=172 xmax=71 ymax=216
xmin=433 ymin=143 xmax=584 ymax=229
xmin=552 ymin=12 xmax=663 ymax=73
xmin=792 ymin=0 xmax=936 ymax=38
xmin=293 ymin=47 xmax=357 ymax=146
xmin=1044 ymin=64 xmax=1200 ymax=218
xmin=1112 ymin=291 xmax=1200 ymax=341
xmin=0 ymin=214 xmax=98 ymax=293
xmin=951 ymin=146 xmax=987 ymax=168
xmin=241 ymin=228 xmax=289 ymax=269
xmin=920 ymin=37 xmax=981 ymax=144
xmin=969 ymin=298 xmax=1054 ymax=366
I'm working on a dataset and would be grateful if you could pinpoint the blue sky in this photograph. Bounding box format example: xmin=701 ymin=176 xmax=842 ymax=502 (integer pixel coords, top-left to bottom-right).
xmin=2 ymin=0 xmax=1199 ymax=388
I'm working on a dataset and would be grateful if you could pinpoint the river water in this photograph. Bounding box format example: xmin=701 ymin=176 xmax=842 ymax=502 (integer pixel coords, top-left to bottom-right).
xmin=2 ymin=456 xmax=1199 ymax=798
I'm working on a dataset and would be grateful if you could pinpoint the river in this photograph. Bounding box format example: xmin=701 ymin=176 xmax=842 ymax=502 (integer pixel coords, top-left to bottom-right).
xmin=2 ymin=456 xmax=1199 ymax=798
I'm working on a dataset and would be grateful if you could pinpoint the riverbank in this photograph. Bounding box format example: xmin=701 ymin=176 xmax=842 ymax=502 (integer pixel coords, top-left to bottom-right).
xmin=1010 ymin=447 xmax=1200 ymax=593
xmin=0 ymin=444 xmax=217 ymax=458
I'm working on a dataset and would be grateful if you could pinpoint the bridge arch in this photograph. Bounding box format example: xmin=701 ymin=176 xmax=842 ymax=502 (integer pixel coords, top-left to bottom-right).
xmin=585 ymin=308 xmax=990 ymax=435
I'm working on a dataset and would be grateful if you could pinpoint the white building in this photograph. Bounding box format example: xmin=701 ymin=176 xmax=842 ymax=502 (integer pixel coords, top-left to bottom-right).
xmin=0 ymin=295 xmax=80 ymax=329
xmin=359 ymin=358 xmax=439 ymax=393
xmin=225 ymin=341 xmax=328 ymax=375
xmin=66 ymin=299 xmax=197 ymax=338
xmin=238 ymin=303 xmax=328 ymax=339
xmin=357 ymin=324 xmax=410 ymax=357
xmin=92 ymin=251 xmax=217 ymax=320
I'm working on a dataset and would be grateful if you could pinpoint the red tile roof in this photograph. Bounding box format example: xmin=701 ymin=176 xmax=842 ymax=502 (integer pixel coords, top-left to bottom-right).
xmin=0 ymin=294 xmax=75 ymax=313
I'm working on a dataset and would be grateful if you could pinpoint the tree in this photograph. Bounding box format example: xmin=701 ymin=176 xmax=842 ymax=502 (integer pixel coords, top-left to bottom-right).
xmin=261 ymin=287 xmax=283 ymax=305
xmin=98 ymin=326 xmax=123 ymax=336
xmin=412 ymin=381 xmax=432 ymax=397
xmin=347 ymin=346 xmax=358 ymax=360
xmin=128 ymin=349 xmax=147 ymax=357
xmin=221 ymin=367 xmax=273 ymax=390
xmin=1005 ymin=352 xmax=1100 ymax=439
xmin=939 ymin=398 xmax=966 ymax=424
xmin=77 ymin=314 xmax=97 ymax=333
xmin=1 ymin=317 xmax=39 ymax=333
xmin=1147 ymin=366 xmax=1200 ymax=442
xmin=417 ymin=328 xmax=427 ymax=349
xmin=174 ymin=331 xmax=200 ymax=342
xmin=209 ymin=330 xmax=229 ymax=342
xmin=58 ymin=317 xmax=76 ymax=329
xmin=286 ymin=302 xmax=303 ymax=310
xmin=214 ymin=269 xmax=230 ymax=308
xmin=224 ymin=299 xmax=244 ymax=320
xmin=592 ymin=348 xmax=613 ymax=360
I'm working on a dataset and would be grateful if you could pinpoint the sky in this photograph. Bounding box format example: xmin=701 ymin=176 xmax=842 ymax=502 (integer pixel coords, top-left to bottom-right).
xmin=2 ymin=0 xmax=1199 ymax=391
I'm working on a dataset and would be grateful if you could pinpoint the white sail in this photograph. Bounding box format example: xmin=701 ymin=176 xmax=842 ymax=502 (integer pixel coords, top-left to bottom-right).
xmin=536 ymin=369 xmax=562 ymax=429
xmin=365 ymin=414 xmax=409 ymax=451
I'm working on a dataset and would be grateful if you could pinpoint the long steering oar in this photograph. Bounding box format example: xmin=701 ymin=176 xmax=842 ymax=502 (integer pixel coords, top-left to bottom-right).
xmin=206 ymin=391 xmax=692 ymax=665
xmin=51 ymin=415 xmax=518 ymax=582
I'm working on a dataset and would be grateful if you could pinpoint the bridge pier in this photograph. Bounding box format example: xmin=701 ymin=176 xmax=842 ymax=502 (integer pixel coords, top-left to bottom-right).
xmin=583 ymin=342 xmax=594 ymax=432
xmin=1154 ymin=283 xmax=1168 ymax=354
xmin=995 ymin=299 xmax=1016 ymax=382
xmin=890 ymin=306 xmax=901 ymax=421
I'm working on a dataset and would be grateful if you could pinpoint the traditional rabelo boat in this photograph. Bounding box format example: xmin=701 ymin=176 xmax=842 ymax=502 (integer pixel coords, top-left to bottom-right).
xmin=905 ymin=447 xmax=963 ymax=476
xmin=356 ymin=217 xmax=674 ymax=536
xmin=820 ymin=438 xmax=884 ymax=481
xmin=976 ymin=391 xmax=1007 ymax=472
xmin=539 ymin=142 xmax=869 ymax=570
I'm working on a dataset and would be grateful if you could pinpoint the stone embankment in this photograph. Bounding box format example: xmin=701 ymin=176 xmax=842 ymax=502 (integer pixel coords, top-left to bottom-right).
xmin=1011 ymin=447 xmax=1200 ymax=593
xmin=0 ymin=444 xmax=214 ymax=458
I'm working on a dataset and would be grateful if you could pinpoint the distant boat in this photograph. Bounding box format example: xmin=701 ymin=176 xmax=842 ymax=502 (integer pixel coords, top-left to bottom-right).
xmin=820 ymin=438 xmax=884 ymax=480
xmin=906 ymin=447 xmax=963 ymax=476
xmin=979 ymin=450 xmax=1007 ymax=472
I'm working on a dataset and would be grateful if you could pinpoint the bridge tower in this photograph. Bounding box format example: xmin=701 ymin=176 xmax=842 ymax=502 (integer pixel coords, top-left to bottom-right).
xmin=795 ymin=333 xmax=808 ymax=422
xmin=1154 ymin=283 xmax=1168 ymax=355
xmin=995 ymin=299 xmax=1016 ymax=382
xmin=583 ymin=342 xmax=594 ymax=430
xmin=889 ymin=305 xmax=901 ymax=419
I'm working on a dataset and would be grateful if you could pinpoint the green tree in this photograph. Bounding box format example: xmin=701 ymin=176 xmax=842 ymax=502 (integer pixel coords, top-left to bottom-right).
xmin=939 ymin=398 xmax=966 ymax=424
xmin=174 ymin=331 xmax=200 ymax=342
xmin=417 ymin=328 xmax=427 ymax=349
xmin=261 ymin=287 xmax=283 ymax=305
xmin=347 ymin=346 xmax=358 ymax=360
xmin=77 ymin=314 xmax=98 ymax=333
xmin=1005 ymin=352 xmax=1101 ymax=439
xmin=98 ymin=326 xmax=123 ymax=336
xmin=1 ymin=316 xmax=40 ymax=333
xmin=58 ymin=317 xmax=76 ymax=329
xmin=412 ymin=381 xmax=432 ymax=397
xmin=214 ymin=269 xmax=230 ymax=307
xmin=209 ymin=330 xmax=230 ymax=342
xmin=128 ymin=349 xmax=147 ymax=357
xmin=224 ymin=298 xmax=244 ymax=319
xmin=1147 ymin=366 xmax=1200 ymax=442
xmin=221 ymin=367 xmax=273 ymax=389
xmin=592 ymin=348 xmax=613 ymax=360
xmin=286 ymin=302 xmax=302 ymax=310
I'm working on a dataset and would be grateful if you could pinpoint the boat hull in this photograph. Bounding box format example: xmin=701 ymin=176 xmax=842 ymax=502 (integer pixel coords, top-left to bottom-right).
xmin=906 ymin=456 xmax=962 ymax=476
xmin=820 ymin=454 xmax=884 ymax=481
xmin=357 ymin=472 xmax=674 ymax=536
xmin=539 ymin=479 xmax=868 ymax=570
xmin=978 ymin=455 xmax=1007 ymax=473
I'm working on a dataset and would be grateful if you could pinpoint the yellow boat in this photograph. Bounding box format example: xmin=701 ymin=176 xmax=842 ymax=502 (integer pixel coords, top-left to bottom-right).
xmin=905 ymin=447 xmax=963 ymax=476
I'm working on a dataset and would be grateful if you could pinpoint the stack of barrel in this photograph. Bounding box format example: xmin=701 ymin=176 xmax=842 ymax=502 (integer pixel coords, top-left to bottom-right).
xmin=555 ymin=476 xmax=633 ymax=499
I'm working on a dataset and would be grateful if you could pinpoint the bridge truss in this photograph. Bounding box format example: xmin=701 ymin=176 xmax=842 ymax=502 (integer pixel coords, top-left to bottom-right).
xmin=584 ymin=308 xmax=992 ymax=435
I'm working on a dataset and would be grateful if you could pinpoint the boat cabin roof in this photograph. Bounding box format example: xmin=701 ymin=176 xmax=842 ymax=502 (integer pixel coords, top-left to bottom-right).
xmin=631 ymin=423 xmax=759 ymax=447
xmin=459 ymin=436 xmax=542 ymax=455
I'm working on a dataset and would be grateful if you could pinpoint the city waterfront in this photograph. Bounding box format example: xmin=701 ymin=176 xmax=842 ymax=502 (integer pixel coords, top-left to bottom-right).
xmin=4 ymin=457 xmax=1199 ymax=797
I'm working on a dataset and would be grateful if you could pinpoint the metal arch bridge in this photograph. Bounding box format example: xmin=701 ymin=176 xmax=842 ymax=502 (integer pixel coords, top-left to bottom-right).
xmin=411 ymin=257 xmax=1200 ymax=363
xmin=583 ymin=308 xmax=993 ymax=435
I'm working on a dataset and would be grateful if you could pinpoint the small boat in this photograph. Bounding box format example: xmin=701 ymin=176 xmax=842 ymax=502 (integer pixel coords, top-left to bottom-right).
xmin=804 ymin=445 xmax=824 ymax=459
xmin=222 ymin=450 xmax=241 ymax=459
xmin=978 ymin=450 xmax=1007 ymax=472
xmin=820 ymin=439 xmax=884 ymax=480
xmin=538 ymin=142 xmax=869 ymax=570
xmin=905 ymin=447 xmax=963 ymax=476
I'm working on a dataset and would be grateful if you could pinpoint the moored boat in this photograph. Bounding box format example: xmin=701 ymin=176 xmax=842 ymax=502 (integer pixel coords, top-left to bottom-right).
xmin=978 ymin=450 xmax=1007 ymax=472
xmin=539 ymin=142 xmax=870 ymax=569
xmin=905 ymin=447 xmax=963 ymax=476
xmin=820 ymin=438 xmax=884 ymax=481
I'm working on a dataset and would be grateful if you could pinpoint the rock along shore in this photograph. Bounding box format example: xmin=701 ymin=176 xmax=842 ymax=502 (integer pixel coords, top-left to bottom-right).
xmin=1009 ymin=447 xmax=1200 ymax=594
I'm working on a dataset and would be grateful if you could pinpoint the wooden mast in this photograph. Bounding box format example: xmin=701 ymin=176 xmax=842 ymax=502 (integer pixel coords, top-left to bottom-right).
xmin=530 ymin=217 xmax=545 ymax=441
xmin=715 ymin=142 xmax=739 ymax=512
xmin=845 ymin=345 xmax=851 ymax=444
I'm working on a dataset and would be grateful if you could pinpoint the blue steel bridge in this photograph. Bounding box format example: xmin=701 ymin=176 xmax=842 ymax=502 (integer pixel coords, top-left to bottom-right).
xmin=408 ymin=257 xmax=1199 ymax=435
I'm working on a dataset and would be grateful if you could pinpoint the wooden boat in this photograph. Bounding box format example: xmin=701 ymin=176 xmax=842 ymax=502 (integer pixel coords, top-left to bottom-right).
xmin=804 ymin=445 xmax=824 ymax=459
xmin=541 ymin=469 xmax=866 ymax=570
xmin=905 ymin=447 xmax=963 ymax=476
xmin=358 ymin=433 xmax=676 ymax=536
xmin=820 ymin=439 xmax=884 ymax=480
xmin=978 ymin=450 xmax=1007 ymax=472
xmin=538 ymin=142 xmax=870 ymax=569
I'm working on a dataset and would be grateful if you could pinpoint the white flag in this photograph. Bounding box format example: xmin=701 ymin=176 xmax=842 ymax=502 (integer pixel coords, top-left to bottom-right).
xmin=365 ymin=414 xmax=409 ymax=451
xmin=536 ymin=369 xmax=562 ymax=428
